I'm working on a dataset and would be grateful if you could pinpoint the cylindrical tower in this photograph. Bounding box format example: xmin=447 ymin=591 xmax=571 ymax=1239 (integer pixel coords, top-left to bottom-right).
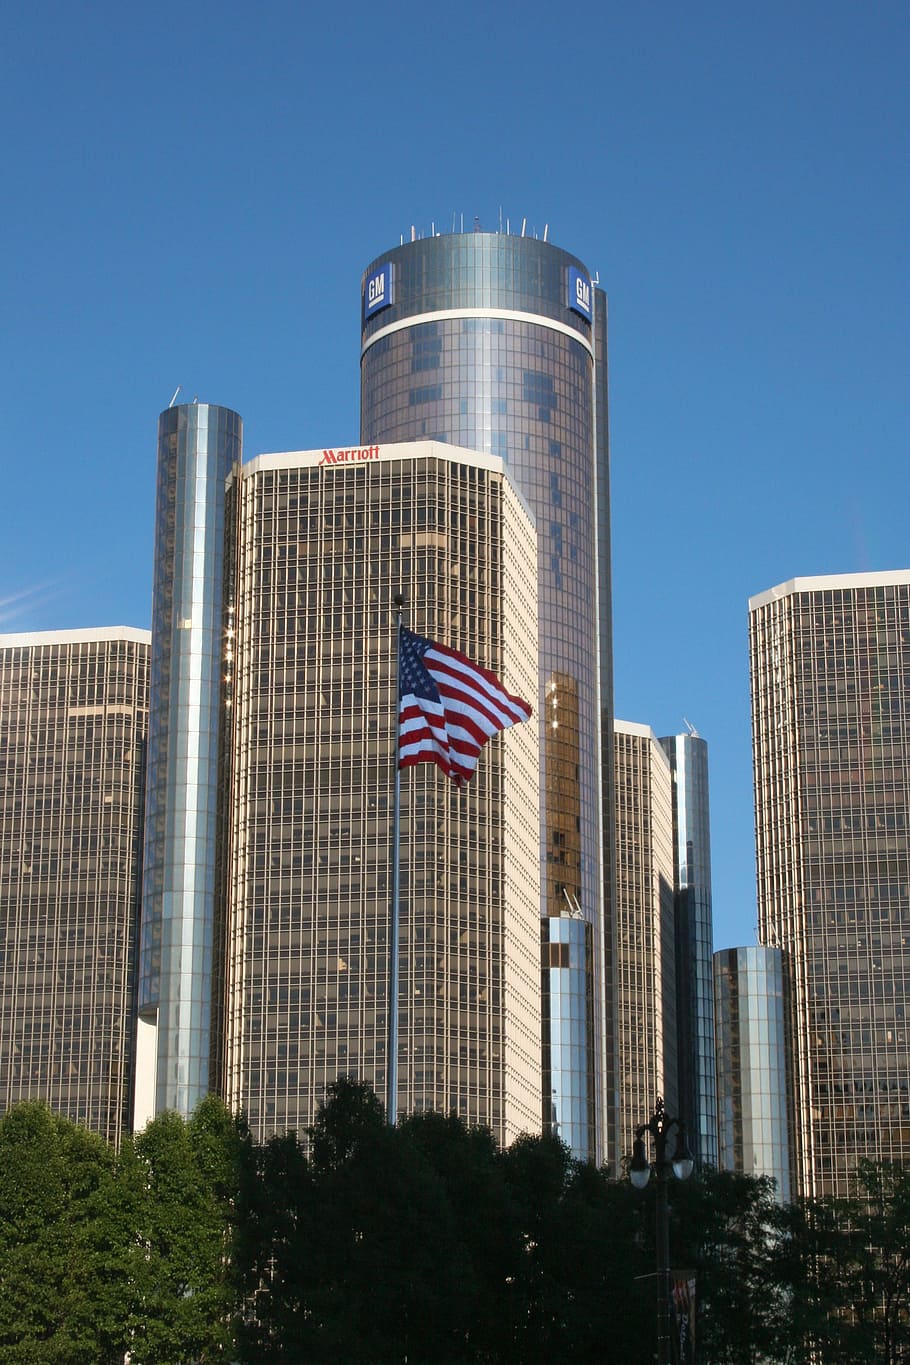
xmin=714 ymin=945 xmax=791 ymax=1202
xmin=360 ymin=230 xmax=611 ymax=1161
xmin=134 ymin=401 xmax=242 ymax=1125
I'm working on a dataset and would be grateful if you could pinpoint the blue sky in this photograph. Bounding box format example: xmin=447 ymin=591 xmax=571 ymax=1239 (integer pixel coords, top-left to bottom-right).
xmin=2 ymin=1 xmax=908 ymax=950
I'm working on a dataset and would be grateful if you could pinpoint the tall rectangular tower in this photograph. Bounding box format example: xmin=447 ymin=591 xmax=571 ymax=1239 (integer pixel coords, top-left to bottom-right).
xmin=0 ymin=628 xmax=150 ymax=1145
xmin=220 ymin=441 xmax=541 ymax=1145
xmin=750 ymin=571 xmax=910 ymax=1197
xmin=614 ymin=721 xmax=677 ymax=1154
xmin=359 ymin=228 xmax=611 ymax=1162
xmin=659 ymin=732 xmax=718 ymax=1168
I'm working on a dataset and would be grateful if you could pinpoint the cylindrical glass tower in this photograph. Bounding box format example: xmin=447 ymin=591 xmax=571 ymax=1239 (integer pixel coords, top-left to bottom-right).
xmin=360 ymin=230 xmax=611 ymax=1160
xmin=135 ymin=401 xmax=242 ymax=1123
xmin=714 ymin=945 xmax=791 ymax=1202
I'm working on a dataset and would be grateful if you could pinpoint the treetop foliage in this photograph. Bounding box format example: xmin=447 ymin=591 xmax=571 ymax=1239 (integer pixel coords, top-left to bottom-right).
xmin=0 ymin=1082 xmax=907 ymax=1363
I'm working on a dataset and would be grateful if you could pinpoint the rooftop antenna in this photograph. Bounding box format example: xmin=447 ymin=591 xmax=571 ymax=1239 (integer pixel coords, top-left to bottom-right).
xmin=543 ymin=223 xmax=549 ymax=242
xmin=168 ymin=385 xmax=182 ymax=408
xmin=499 ymin=205 xmax=503 ymax=232
xmin=411 ymin=225 xmax=416 ymax=242
xmin=521 ymin=217 xmax=526 ymax=237
xmin=452 ymin=210 xmax=457 ymax=232
xmin=683 ymin=717 xmax=699 ymax=737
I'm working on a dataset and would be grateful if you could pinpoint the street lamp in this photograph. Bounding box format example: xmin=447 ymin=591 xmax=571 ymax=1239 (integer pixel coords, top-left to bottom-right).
xmin=630 ymin=1097 xmax=694 ymax=1365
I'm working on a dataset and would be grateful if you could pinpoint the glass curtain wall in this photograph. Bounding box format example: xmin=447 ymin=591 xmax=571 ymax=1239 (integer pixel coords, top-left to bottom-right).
xmin=360 ymin=231 xmax=609 ymax=1162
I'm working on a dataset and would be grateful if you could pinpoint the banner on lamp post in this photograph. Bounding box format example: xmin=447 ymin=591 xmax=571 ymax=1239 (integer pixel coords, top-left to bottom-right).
xmin=670 ymin=1270 xmax=696 ymax=1365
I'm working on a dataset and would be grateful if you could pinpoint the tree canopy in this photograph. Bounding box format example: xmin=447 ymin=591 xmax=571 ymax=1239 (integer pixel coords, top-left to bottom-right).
xmin=1 ymin=1083 xmax=908 ymax=1363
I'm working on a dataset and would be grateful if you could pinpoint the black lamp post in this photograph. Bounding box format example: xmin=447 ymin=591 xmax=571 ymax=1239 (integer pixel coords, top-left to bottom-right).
xmin=630 ymin=1097 xmax=694 ymax=1365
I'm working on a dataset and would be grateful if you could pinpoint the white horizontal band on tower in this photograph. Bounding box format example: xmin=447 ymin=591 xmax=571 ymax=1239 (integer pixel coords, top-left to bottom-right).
xmin=361 ymin=307 xmax=595 ymax=360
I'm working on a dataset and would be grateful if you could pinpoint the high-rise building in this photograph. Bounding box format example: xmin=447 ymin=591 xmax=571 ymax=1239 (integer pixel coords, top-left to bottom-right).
xmin=359 ymin=227 xmax=612 ymax=1162
xmin=714 ymin=945 xmax=791 ymax=1201
xmin=135 ymin=402 xmax=242 ymax=1128
xmin=219 ymin=440 xmax=541 ymax=1144
xmin=614 ymin=721 xmax=677 ymax=1153
xmin=660 ymin=732 xmax=718 ymax=1168
xmin=0 ymin=627 xmax=150 ymax=1146
xmin=750 ymin=571 xmax=910 ymax=1198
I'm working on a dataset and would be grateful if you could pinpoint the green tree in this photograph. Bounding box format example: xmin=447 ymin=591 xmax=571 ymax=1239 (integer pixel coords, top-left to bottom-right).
xmin=781 ymin=1161 xmax=910 ymax=1364
xmin=304 ymin=1080 xmax=470 ymax=1362
xmin=668 ymin=1167 xmax=792 ymax=1364
xmin=126 ymin=1096 xmax=243 ymax=1364
xmin=0 ymin=1102 xmax=130 ymax=1364
xmin=235 ymin=1127 xmax=313 ymax=1361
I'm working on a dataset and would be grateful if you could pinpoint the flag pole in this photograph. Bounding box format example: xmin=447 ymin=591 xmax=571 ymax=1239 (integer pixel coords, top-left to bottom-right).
xmin=387 ymin=593 xmax=404 ymax=1125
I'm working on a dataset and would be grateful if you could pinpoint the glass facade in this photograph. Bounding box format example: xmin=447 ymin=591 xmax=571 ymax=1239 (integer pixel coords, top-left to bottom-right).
xmin=0 ymin=628 xmax=150 ymax=1146
xmin=660 ymin=733 xmax=718 ymax=1168
xmin=614 ymin=722 xmax=677 ymax=1155
xmin=222 ymin=443 xmax=541 ymax=1144
xmin=541 ymin=914 xmax=595 ymax=1155
xmin=360 ymin=231 xmax=611 ymax=1163
xmin=136 ymin=402 xmax=242 ymax=1123
xmin=750 ymin=572 xmax=910 ymax=1197
xmin=714 ymin=946 xmax=791 ymax=1202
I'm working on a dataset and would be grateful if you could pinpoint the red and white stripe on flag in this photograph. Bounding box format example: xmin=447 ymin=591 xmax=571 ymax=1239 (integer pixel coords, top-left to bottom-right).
xmin=398 ymin=629 xmax=532 ymax=786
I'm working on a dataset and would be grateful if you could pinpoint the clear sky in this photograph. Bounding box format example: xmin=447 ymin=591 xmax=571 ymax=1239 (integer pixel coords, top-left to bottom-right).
xmin=2 ymin=0 xmax=908 ymax=951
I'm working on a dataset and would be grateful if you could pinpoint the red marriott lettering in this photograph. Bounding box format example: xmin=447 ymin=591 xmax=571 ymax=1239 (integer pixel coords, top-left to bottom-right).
xmin=319 ymin=445 xmax=380 ymax=466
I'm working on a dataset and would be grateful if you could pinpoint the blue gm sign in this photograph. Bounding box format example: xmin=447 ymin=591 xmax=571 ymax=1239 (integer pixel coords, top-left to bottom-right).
xmin=568 ymin=267 xmax=592 ymax=322
xmin=363 ymin=263 xmax=393 ymax=320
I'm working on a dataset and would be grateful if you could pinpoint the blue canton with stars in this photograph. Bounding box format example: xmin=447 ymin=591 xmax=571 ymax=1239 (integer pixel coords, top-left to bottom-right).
xmin=399 ymin=630 xmax=440 ymax=703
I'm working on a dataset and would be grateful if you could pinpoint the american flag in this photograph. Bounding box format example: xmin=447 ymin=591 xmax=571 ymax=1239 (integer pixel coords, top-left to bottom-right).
xmin=398 ymin=628 xmax=532 ymax=786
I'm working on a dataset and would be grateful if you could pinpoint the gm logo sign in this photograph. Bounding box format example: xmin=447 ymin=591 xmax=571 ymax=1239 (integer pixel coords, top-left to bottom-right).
xmin=568 ymin=267 xmax=592 ymax=322
xmin=363 ymin=263 xmax=393 ymax=320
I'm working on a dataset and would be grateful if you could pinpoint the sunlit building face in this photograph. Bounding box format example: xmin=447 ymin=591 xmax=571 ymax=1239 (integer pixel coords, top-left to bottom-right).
xmin=220 ymin=442 xmax=541 ymax=1145
xmin=750 ymin=572 xmax=910 ymax=1198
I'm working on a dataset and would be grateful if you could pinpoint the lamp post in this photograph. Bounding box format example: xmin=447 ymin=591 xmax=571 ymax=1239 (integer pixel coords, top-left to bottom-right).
xmin=630 ymin=1097 xmax=694 ymax=1365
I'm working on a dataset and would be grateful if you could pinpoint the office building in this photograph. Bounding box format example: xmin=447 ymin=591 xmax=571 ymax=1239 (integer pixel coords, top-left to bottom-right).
xmin=135 ymin=402 xmax=242 ymax=1128
xmin=614 ymin=721 xmax=677 ymax=1152
xmin=750 ymin=571 xmax=910 ymax=1197
xmin=133 ymin=412 xmax=543 ymax=1144
xmin=359 ymin=226 xmax=612 ymax=1162
xmin=714 ymin=945 xmax=791 ymax=1201
xmin=660 ymin=732 xmax=718 ymax=1168
xmin=219 ymin=439 xmax=541 ymax=1144
xmin=0 ymin=627 xmax=150 ymax=1146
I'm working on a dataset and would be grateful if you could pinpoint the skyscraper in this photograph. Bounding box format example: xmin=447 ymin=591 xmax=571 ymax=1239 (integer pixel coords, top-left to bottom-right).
xmin=614 ymin=721 xmax=677 ymax=1152
xmin=0 ymin=627 xmax=150 ymax=1146
xmin=750 ymin=571 xmax=910 ymax=1197
xmin=219 ymin=439 xmax=541 ymax=1144
xmin=714 ymin=945 xmax=791 ymax=1202
xmin=660 ymin=732 xmax=718 ymax=1168
xmin=359 ymin=227 xmax=612 ymax=1162
xmin=134 ymin=402 xmax=242 ymax=1128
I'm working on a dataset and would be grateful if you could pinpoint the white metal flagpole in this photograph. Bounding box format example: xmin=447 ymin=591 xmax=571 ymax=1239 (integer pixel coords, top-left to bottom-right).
xmin=387 ymin=594 xmax=404 ymax=1125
